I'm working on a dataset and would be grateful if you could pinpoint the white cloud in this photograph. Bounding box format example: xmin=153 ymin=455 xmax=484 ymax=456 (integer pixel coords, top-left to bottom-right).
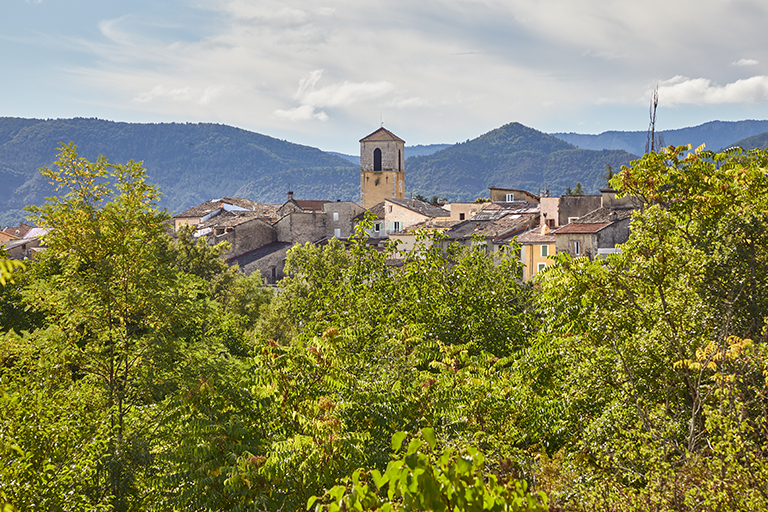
xmin=273 ymin=70 xmax=396 ymax=122
xmin=657 ymin=75 xmax=768 ymax=105
xmin=733 ymin=58 xmax=759 ymax=67
xmin=132 ymin=85 xmax=226 ymax=105
xmin=274 ymin=105 xmax=329 ymax=122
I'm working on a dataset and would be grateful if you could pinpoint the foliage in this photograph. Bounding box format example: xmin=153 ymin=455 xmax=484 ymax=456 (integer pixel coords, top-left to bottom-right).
xmin=266 ymin=226 xmax=534 ymax=357
xmin=525 ymin=146 xmax=768 ymax=509
xmin=13 ymin=143 xmax=227 ymax=510
xmin=308 ymin=430 xmax=547 ymax=512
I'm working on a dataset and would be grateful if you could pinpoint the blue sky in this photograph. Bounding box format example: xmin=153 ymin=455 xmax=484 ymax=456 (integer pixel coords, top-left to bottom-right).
xmin=4 ymin=0 xmax=768 ymax=153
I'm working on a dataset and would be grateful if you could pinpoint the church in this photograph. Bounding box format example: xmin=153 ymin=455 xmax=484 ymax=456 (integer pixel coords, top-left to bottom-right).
xmin=359 ymin=127 xmax=406 ymax=209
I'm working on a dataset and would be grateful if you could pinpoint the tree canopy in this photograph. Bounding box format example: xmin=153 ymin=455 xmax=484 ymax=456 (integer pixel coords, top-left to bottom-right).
xmin=4 ymin=143 xmax=768 ymax=511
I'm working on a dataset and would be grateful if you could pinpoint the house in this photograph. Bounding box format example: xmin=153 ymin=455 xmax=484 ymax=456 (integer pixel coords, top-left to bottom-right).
xmin=388 ymin=218 xmax=459 ymax=253
xmin=383 ymin=198 xmax=450 ymax=236
xmin=539 ymin=194 xmax=602 ymax=228
xmin=194 ymin=211 xmax=278 ymax=261
xmin=353 ymin=201 xmax=387 ymax=240
xmin=275 ymin=193 xmax=365 ymax=244
xmin=517 ymin=226 xmax=557 ymax=281
xmin=553 ymin=206 xmax=633 ymax=259
xmin=489 ymin=187 xmax=540 ymax=204
xmin=173 ymin=197 xmax=278 ymax=231
xmin=2 ymin=223 xmax=34 ymax=240
xmin=0 ymin=229 xmax=19 ymax=245
xmin=442 ymin=209 xmax=539 ymax=255
xmin=2 ymin=227 xmax=49 ymax=260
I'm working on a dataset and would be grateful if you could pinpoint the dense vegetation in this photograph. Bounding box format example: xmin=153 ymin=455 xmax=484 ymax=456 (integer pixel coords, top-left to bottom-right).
xmin=3 ymin=143 xmax=768 ymax=511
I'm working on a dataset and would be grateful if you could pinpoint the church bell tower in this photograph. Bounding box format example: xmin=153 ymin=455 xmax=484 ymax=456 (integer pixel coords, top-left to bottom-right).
xmin=359 ymin=127 xmax=405 ymax=209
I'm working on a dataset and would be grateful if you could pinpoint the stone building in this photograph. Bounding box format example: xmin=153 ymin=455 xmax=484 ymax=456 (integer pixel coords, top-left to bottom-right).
xmin=553 ymin=207 xmax=633 ymax=259
xmin=359 ymin=128 xmax=406 ymax=209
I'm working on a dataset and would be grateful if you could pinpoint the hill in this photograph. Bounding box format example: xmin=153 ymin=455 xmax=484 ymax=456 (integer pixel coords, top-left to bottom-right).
xmin=406 ymin=122 xmax=637 ymax=201
xmin=728 ymin=131 xmax=768 ymax=150
xmin=552 ymin=120 xmax=768 ymax=155
xmin=0 ymin=118 xmax=358 ymax=226
xmin=329 ymin=143 xmax=453 ymax=167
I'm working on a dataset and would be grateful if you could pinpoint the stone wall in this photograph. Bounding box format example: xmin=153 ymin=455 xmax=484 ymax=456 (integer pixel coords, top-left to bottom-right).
xmin=275 ymin=212 xmax=327 ymax=244
xmin=557 ymin=195 xmax=602 ymax=225
xmin=323 ymin=201 xmax=365 ymax=238
xmin=211 ymin=218 xmax=277 ymax=260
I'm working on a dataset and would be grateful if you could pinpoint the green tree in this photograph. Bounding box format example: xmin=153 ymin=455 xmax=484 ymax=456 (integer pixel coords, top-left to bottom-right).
xmin=16 ymin=143 xmax=215 ymax=510
xmin=525 ymin=145 xmax=768 ymax=509
xmin=309 ymin=430 xmax=548 ymax=512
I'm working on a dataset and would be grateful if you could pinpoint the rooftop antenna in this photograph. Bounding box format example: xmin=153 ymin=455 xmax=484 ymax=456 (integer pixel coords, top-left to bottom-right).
xmin=380 ymin=114 xmax=384 ymax=128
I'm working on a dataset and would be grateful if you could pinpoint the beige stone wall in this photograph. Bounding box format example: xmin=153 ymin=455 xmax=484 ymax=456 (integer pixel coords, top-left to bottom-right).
xmin=360 ymin=134 xmax=406 ymax=209
xmin=210 ymin=218 xmax=277 ymax=260
xmin=360 ymin=139 xmax=405 ymax=172
xmin=383 ymin=200 xmax=430 ymax=235
xmin=323 ymin=201 xmax=365 ymax=238
xmin=361 ymin=171 xmax=404 ymax=209
xmin=445 ymin=202 xmax=486 ymax=222
xmin=275 ymin=212 xmax=327 ymax=244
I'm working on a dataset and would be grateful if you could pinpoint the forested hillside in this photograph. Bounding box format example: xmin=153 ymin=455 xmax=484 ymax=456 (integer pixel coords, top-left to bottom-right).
xmin=0 ymin=118 xmax=359 ymax=226
xmin=406 ymin=122 xmax=636 ymax=201
xmin=552 ymin=119 xmax=768 ymax=155
xmin=730 ymin=130 xmax=768 ymax=150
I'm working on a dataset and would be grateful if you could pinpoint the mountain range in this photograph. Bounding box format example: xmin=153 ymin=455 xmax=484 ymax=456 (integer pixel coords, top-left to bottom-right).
xmin=552 ymin=120 xmax=768 ymax=155
xmin=2 ymin=117 xmax=768 ymax=226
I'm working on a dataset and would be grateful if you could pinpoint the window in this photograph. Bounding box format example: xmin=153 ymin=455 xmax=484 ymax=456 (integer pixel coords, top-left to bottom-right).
xmin=388 ymin=205 xmax=393 ymax=213
xmin=374 ymin=222 xmax=381 ymax=232
xmin=537 ymin=262 xmax=547 ymax=272
xmin=568 ymin=217 xmax=579 ymax=224
xmin=547 ymin=219 xmax=556 ymax=228
xmin=334 ymin=228 xmax=341 ymax=238
xmin=573 ymin=240 xmax=582 ymax=255
xmin=540 ymin=244 xmax=548 ymax=257
xmin=333 ymin=212 xmax=339 ymax=221
xmin=459 ymin=213 xmax=465 ymax=220
xmin=374 ymin=148 xmax=382 ymax=171
xmin=390 ymin=221 xmax=402 ymax=233
xmin=506 ymin=193 xmax=514 ymax=202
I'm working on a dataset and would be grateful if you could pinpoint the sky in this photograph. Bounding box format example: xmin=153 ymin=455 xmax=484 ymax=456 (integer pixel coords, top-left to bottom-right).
xmin=4 ymin=0 xmax=768 ymax=154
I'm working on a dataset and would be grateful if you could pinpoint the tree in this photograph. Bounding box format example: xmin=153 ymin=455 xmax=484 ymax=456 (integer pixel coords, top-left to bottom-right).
xmin=526 ymin=145 xmax=768 ymax=509
xmin=18 ymin=143 xmax=214 ymax=510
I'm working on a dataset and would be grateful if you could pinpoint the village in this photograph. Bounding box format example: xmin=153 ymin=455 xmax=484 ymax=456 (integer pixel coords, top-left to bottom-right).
xmin=0 ymin=127 xmax=637 ymax=283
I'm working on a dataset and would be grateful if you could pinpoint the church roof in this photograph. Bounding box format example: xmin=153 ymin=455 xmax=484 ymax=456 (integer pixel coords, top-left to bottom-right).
xmin=359 ymin=127 xmax=405 ymax=143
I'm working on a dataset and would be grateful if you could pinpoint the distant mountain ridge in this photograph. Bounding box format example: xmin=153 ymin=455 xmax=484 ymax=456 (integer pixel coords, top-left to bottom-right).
xmin=406 ymin=122 xmax=636 ymax=202
xmin=2 ymin=117 xmax=768 ymax=226
xmin=0 ymin=118 xmax=358 ymax=226
xmin=329 ymin=143 xmax=452 ymax=166
xmin=552 ymin=120 xmax=768 ymax=155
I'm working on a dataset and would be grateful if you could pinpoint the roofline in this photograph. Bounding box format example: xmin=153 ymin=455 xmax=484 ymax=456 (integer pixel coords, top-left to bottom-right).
xmin=359 ymin=127 xmax=405 ymax=143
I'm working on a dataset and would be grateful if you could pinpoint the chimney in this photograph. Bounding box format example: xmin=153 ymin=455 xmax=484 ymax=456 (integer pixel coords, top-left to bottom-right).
xmin=288 ymin=191 xmax=294 ymax=201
